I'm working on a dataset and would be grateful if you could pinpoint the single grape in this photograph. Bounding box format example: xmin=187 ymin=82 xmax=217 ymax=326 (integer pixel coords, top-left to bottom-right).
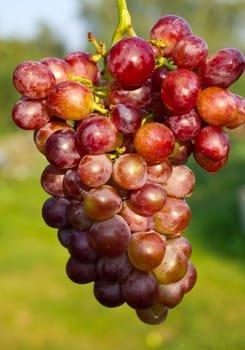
xmin=45 ymin=128 xmax=81 ymax=169
xmin=127 ymin=231 xmax=166 ymax=271
xmin=172 ymin=34 xmax=208 ymax=69
xmin=106 ymin=36 xmax=155 ymax=87
xmin=161 ymin=68 xmax=201 ymax=114
xmin=121 ymin=269 xmax=158 ymax=309
xmin=151 ymin=67 xmax=170 ymax=90
xmin=75 ymin=115 xmax=118 ymax=155
xmin=180 ymin=261 xmax=197 ymax=294
xmin=89 ymin=215 xmax=131 ymax=256
xmin=64 ymin=51 xmax=100 ymax=84
xmin=164 ymin=164 xmax=195 ymax=198
xmin=12 ymin=97 xmax=51 ymax=130
xmin=194 ymin=125 xmax=230 ymax=161
xmin=157 ymin=282 xmax=184 ymax=308
xmin=112 ymin=153 xmax=147 ymax=190
xmin=47 ymin=80 xmax=94 ymax=121
xmin=199 ymin=48 xmax=245 ymax=88
xmin=107 ymin=79 xmax=152 ymax=109
xmin=129 ymin=182 xmax=167 ymax=216
xmin=40 ymin=164 xmax=66 ymax=197
xmin=153 ymin=197 xmax=192 ymax=236
xmin=77 ymin=154 xmax=113 ymax=188
xmin=111 ymin=104 xmax=142 ymax=134
xmin=134 ymin=122 xmax=175 ymax=164
xmin=63 ymin=168 xmax=89 ymax=201
xmin=224 ymin=93 xmax=245 ymax=129
xmin=93 ymin=280 xmax=125 ymax=308
xmin=66 ymin=200 xmax=94 ymax=230
xmin=165 ymin=109 xmax=202 ymax=141
xmin=150 ymin=15 xmax=192 ymax=57
xmin=66 ymin=256 xmax=97 ymax=284
xmin=84 ymin=185 xmax=122 ymax=221
xmin=169 ymin=140 xmax=193 ymax=165
xmin=153 ymin=245 xmax=188 ymax=284
xmin=42 ymin=196 xmax=70 ymax=229
xmin=40 ymin=57 xmax=73 ymax=84
xmin=67 ymin=229 xmax=98 ymax=262
xmin=119 ymin=200 xmax=154 ymax=233
xmin=136 ymin=303 xmax=168 ymax=325
xmin=197 ymin=86 xmax=238 ymax=126
xmin=165 ymin=236 xmax=192 ymax=260
xmin=96 ymin=252 xmax=133 ymax=283
xmin=193 ymin=148 xmax=229 ymax=173
xmin=57 ymin=226 xmax=80 ymax=248
xmin=13 ymin=60 xmax=56 ymax=99
xmin=147 ymin=159 xmax=172 ymax=184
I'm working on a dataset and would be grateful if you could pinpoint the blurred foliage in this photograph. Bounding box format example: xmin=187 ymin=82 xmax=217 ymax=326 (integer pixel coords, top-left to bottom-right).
xmin=0 ymin=24 xmax=65 ymax=134
xmin=80 ymin=0 xmax=245 ymax=52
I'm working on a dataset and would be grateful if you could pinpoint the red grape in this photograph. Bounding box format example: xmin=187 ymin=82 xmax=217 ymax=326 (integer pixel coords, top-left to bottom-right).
xmin=197 ymin=86 xmax=238 ymax=126
xmin=161 ymin=68 xmax=201 ymax=114
xmin=47 ymin=80 xmax=94 ymax=121
xmin=150 ymin=15 xmax=192 ymax=57
xmin=106 ymin=37 xmax=155 ymax=87
xmin=172 ymin=34 xmax=208 ymax=69
xmin=89 ymin=215 xmax=131 ymax=256
xmin=134 ymin=122 xmax=175 ymax=164
xmin=199 ymin=48 xmax=245 ymax=88
xmin=13 ymin=61 xmax=56 ymax=99
xmin=12 ymin=97 xmax=51 ymax=130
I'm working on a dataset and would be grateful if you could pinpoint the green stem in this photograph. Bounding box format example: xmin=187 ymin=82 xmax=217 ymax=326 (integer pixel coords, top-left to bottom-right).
xmin=111 ymin=0 xmax=137 ymax=46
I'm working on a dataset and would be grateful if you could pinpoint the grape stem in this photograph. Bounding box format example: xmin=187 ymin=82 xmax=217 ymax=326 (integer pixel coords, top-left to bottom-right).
xmin=111 ymin=0 xmax=137 ymax=46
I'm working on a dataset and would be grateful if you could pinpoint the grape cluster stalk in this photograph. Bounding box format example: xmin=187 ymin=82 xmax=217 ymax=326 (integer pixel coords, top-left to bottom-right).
xmin=11 ymin=0 xmax=244 ymax=325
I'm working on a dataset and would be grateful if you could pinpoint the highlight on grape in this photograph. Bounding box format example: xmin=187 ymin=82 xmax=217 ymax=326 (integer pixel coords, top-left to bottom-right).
xmin=11 ymin=0 xmax=244 ymax=325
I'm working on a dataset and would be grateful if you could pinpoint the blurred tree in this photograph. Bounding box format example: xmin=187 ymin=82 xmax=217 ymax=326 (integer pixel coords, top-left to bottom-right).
xmin=80 ymin=0 xmax=245 ymax=53
xmin=0 ymin=25 xmax=65 ymax=134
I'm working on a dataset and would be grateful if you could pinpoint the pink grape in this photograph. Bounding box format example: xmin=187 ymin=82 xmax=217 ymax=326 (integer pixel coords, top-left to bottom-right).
xmin=12 ymin=97 xmax=51 ymax=130
xmin=13 ymin=60 xmax=56 ymax=99
xmin=40 ymin=57 xmax=73 ymax=84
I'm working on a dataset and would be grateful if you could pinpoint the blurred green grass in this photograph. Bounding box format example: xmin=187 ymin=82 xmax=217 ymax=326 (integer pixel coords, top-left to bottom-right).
xmin=0 ymin=131 xmax=245 ymax=350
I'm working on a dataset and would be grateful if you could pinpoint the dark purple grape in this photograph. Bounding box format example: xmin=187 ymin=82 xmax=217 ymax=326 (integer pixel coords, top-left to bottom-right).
xmin=67 ymin=200 xmax=94 ymax=230
xmin=42 ymin=197 xmax=70 ymax=229
xmin=96 ymin=253 xmax=133 ymax=283
xmin=66 ymin=256 xmax=97 ymax=284
xmin=93 ymin=280 xmax=125 ymax=308
xmin=136 ymin=303 xmax=168 ymax=325
xmin=63 ymin=168 xmax=89 ymax=201
xmin=67 ymin=229 xmax=98 ymax=262
xmin=57 ymin=226 xmax=79 ymax=247
xmin=89 ymin=215 xmax=131 ymax=256
xmin=121 ymin=270 xmax=158 ymax=309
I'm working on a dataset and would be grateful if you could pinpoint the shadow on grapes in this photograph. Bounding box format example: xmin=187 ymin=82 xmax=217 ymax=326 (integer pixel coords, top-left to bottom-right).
xmin=186 ymin=136 xmax=245 ymax=262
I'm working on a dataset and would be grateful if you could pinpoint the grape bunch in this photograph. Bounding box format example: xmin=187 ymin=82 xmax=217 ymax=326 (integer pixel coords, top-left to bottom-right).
xmin=11 ymin=6 xmax=244 ymax=325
